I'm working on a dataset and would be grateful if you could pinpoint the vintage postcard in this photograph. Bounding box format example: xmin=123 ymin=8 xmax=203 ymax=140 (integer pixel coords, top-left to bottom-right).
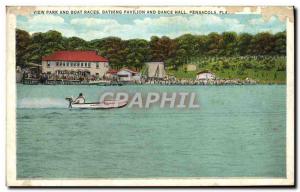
xmin=6 ymin=6 xmax=294 ymax=186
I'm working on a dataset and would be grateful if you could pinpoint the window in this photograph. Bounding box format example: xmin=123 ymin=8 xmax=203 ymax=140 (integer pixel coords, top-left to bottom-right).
xmin=81 ymin=63 xmax=83 ymax=67
xmin=47 ymin=61 xmax=51 ymax=67
xmin=60 ymin=61 xmax=62 ymax=66
xmin=85 ymin=63 xmax=87 ymax=67
xmin=63 ymin=62 xmax=66 ymax=67
xmin=56 ymin=61 xmax=59 ymax=66
xmin=88 ymin=63 xmax=91 ymax=68
xmin=96 ymin=63 xmax=99 ymax=68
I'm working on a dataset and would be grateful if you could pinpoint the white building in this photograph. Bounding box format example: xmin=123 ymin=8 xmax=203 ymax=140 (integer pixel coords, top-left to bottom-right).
xmin=41 ymin=51 xmax=109 ymax=77
xmin=196 ymin=71 xmax=216 ymax=80
xmin=117 ymin=68 xmax=141 ymax=82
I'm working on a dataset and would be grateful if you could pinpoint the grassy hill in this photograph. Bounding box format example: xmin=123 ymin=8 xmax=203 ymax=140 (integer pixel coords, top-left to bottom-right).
xmin=166 ymin=56 xmax=286 ymax=83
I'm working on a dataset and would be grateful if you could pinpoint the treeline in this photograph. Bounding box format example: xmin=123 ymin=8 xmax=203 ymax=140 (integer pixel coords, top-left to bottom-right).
xmin=16 ymin=29 xmax=286 ymax=70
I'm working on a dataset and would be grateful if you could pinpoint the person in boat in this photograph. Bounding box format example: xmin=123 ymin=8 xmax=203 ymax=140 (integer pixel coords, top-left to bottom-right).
xmin=73 ymin=93 xmax=85 ymax=104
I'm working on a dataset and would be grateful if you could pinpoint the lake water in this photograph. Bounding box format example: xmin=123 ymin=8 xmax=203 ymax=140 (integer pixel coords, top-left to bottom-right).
xmin=16 ymin=84 xmax=286 ymax=178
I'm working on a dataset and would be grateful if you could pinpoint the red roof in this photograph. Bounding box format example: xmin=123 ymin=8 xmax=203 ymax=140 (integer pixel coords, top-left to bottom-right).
xmin=42 ymin=51 xmax=108 ymax=62
xmin=106 ymin=69 xmax=118 ymax=74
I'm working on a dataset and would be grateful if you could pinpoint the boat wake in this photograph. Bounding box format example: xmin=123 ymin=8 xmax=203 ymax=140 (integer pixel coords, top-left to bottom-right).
xmin=18 ymin=98 xmax=67 ymax=109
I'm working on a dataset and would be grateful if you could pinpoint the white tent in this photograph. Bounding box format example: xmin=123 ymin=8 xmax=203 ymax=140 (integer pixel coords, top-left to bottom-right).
xmin=146 ymin=62 xmax=165 ymax=79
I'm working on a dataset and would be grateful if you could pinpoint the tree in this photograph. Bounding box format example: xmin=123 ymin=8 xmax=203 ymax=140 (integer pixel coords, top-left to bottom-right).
xmin=249 ymin=32 xmax=275 ymax=55
xmin=273 ymin=31 xmax=286 ymax=55
xmin=206 ymin=32 xmax=222 ymax=55
xmin=90 ymin=37 xmax=125 ymax=69
xmin=27 ymin=30 xmax=65 ymax=63
xmin=64 ymin=37 xmax=89 ymax=50
xmin=16 ymin=29 xmax=31 ymax=66
xmin=220 ymin=32 xmax=238 ymax=56
xmin=149 ymin=36 xmax=177 ymax=67
xmin=124 ymin=39 xmax=150 ymax=70
xmin=237 ymin=33 xmax=253 ymax=55
xmin=175 ymin=34 xmax=198 ymax=58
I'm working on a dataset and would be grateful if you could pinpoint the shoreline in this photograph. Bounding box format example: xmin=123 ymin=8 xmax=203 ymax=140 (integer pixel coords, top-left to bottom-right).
xmin=18 ymin=79 xmax=286 ymax=86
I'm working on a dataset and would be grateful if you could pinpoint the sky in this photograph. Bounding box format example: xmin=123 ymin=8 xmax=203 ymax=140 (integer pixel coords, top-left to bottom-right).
xmin=16 ymin=13 xmax=286 ymax=41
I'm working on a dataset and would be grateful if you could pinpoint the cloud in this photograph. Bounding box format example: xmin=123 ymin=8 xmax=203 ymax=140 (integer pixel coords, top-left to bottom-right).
xmin=18 ymin=15 xmax=66 ymax=34
xmin=130 ymin=15 xmax=246 ymax=38
xmin=17 ymin=14 xmax=285 ymax=40
xmin=248 ymin=16 xmax=280 ymax=26
xmin=247 ymin=16 xmax=284 ymax=33
xmin=70 ymin=18 xmax=119 ymax=27
xmin=27 ymin=15 xmax=64 ymax=24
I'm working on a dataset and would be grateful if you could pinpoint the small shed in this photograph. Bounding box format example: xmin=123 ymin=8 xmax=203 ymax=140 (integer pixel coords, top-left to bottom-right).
xmin=117 ymin=68 xmax=140 ymax=81
xmin=105 ymin=69 xmax=118 ymax=79
xmin=187 ymin=64 xmax=197 ymax=71
xmin=196 ymin=70 xmax=216 ymax=80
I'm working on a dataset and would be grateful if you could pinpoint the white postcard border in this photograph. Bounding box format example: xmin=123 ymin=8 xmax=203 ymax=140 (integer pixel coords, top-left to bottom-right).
xmin=6 ymin=6 xmax=295 ymax=186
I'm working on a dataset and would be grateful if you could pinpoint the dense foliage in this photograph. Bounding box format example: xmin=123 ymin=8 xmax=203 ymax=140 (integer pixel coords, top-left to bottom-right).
xmin=16 ymin=29 xmax=286 ymax=72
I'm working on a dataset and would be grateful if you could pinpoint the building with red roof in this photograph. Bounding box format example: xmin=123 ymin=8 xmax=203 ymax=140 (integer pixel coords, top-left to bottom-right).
xmin=41 ymin=50 xmax=109 ymax=77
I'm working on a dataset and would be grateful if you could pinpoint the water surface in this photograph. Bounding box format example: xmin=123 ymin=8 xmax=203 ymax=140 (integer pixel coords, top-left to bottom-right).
xmin=17 ymin=84 xmax=286 ymax=178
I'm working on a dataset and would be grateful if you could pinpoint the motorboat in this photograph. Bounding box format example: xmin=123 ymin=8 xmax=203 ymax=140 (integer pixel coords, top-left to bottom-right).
xmin=65 ymin=97 xmax=127 ymax=109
